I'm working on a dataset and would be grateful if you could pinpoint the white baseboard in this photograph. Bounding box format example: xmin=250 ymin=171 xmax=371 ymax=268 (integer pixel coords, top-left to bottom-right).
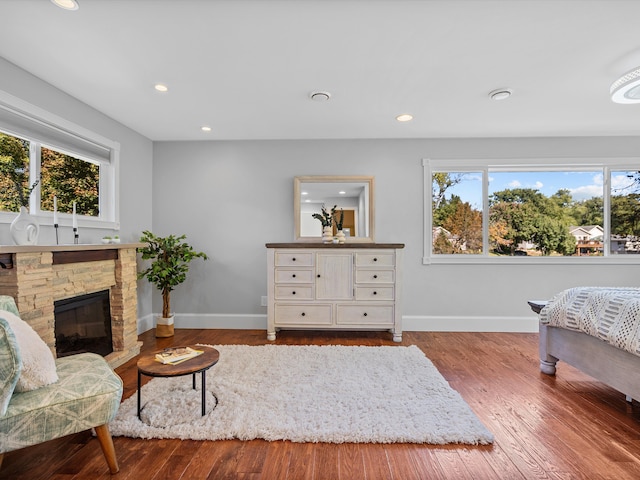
xmin=137 ymin=313 xmax=539 ymax=334
xmin=402 ymin=315 xmax=538 ymax=333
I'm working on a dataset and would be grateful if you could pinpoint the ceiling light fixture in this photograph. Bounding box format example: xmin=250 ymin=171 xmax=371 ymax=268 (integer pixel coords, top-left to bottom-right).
xmin=396 ymin=114 xmax=413 ymax=122
xmin=489 ymin=89 xmax=512 ymax=100
xmin=154 ymin=84 xmax=168 ymax=93
xmin=310 ymin=91 xmax=331 ymax=102
xmin=51 ymin=0 xmax=79 ymax=10
xmin=610 ymin=67 xmax=640 ymax=104
xmin=201 ymin=126 xmax=212 ymax=132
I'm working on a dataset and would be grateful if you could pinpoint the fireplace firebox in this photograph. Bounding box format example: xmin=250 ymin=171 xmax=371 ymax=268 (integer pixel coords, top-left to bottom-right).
xmin=54 ymin=290 xmax=113 ymax=358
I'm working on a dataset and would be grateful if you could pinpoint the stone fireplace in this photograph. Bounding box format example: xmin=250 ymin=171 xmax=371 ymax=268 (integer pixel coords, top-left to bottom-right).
xmin=0 ymin=244 xmax=142 ymax=368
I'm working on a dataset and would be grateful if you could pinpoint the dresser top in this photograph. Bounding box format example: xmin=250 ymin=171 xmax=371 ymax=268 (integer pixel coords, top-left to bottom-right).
xmin=266 ymin=243 xmax=404 ymax=249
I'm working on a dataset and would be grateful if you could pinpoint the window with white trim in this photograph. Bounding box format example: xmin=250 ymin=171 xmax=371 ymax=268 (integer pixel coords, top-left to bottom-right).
xmin=424 ymin=158 xmax=640 ymax=263
xmin=0 ymin=91 xmax=119 ymax=229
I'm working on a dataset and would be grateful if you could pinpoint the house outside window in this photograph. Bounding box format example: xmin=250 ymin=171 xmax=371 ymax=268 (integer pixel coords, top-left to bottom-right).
xmin=424 ymin=159 xmax=640 ymax=264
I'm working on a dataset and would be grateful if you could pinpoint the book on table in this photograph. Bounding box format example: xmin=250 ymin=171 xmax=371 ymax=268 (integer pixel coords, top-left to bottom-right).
xmin=155 ymin=347 xmax=203 ymax=365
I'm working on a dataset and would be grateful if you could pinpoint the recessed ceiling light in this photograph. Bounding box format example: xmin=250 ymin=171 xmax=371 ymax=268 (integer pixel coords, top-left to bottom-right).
xmin=201 ymin=126 xmax=212 ymax=132
xmin=339 ymin=191 xmax=346 ymax=195
xmin=396 ymin=114 xmax=413 ymax=122
xmin=301 ymin=191 xmax=308 ymax=195
xmin=489 ymin=88 xmax=512 ymax=100
xmin=51 ymin=0 xmax=79 ymax=10
xmin=310 ymin=91 xmax=331 ymax=101
xmin=611 ymin=67 xmax=640 ymax=104
xmin=154 ymin=84 xmax=168 ymax=93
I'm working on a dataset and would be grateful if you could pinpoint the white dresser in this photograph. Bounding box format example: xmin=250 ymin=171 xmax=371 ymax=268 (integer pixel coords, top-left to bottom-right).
xmin=266 ymin=243 xmax=404 ymax=342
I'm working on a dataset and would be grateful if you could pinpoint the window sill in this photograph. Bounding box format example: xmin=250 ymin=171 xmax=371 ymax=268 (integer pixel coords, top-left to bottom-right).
xmin=423 ymin=255 xmax=640 ymax=265
xmin=0 ymin=211 xmax=119 ymax=230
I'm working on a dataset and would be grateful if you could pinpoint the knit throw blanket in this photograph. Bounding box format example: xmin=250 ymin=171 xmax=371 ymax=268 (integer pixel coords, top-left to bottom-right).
xmin=540 ymin=287 xmax=640 ymax=357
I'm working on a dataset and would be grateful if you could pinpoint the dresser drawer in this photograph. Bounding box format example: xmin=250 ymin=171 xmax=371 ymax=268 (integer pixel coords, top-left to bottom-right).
xmin=336 ymin=305 xmax=394 ymax=325
xmin=355 ymin=286 xmax=394 ymax=301
xmin=355 ymin=269 xmax=394 ymax=284
xmin=275 ymin=251 xmax=314 ymax=267
xmin=275 ymin=268 xmax=314 ymax=284
xmin=355 ymin=252 xmax=394 ymax=267
xmin=274 ymin=304 xmax=332 ymax=325
xmin=275 ymin=286 xmax=313 ymax=300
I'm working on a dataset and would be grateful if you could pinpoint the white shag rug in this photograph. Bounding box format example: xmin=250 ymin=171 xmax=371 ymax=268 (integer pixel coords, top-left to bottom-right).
xmin=110 ymin=344 xmax=493 ymax=445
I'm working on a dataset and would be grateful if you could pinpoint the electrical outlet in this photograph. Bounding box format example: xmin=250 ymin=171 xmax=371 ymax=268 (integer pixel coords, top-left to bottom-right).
xmin=261 ymin=296 xmax=268 ymax=306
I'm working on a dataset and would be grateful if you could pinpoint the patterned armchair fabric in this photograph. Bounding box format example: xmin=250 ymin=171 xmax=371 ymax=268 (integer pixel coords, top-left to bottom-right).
xmin=0 ymin=296 xmax=123 ymax=474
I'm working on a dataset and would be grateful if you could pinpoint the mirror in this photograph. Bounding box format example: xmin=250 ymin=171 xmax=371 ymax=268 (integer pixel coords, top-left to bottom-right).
xmin=294 ymin=175 xmax=375 ymax=242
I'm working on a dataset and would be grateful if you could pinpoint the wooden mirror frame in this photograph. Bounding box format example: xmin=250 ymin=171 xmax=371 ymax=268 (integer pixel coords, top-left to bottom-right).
xmin=294 ymin=175 xmax=375 ymax=243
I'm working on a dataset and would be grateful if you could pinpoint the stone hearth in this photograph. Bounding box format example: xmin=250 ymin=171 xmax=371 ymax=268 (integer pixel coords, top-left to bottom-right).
xmin=0 ymin=244 xmax=143 ymax=368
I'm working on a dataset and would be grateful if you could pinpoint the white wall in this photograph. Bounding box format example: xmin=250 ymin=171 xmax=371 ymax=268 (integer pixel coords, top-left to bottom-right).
xmin=153 ymin=137 xmax=640 ymax=333
xmin=3 ymin=56 xmax=639 ymax=333
xmin=0 ymin=58 xmax=155 ymax=319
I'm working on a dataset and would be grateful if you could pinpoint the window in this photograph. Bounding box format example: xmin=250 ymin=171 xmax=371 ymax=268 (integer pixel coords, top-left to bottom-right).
xmin=0 ymin=91 xmax=119 ymax=228
xmin=424 ymin=158 xmax=640 ymax=263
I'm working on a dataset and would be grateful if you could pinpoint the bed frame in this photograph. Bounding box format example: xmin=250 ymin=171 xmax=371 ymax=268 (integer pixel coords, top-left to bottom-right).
xmin=529 ymin=301 xmax=640 ymax=403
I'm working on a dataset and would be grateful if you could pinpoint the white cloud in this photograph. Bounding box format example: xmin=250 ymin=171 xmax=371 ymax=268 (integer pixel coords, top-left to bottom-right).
xmin=508 ymin=180 xmax=521 ymax=188
xmin=534 ymin=181 xmax=543 ymax=189
xmin=569 ymin=184 xmax=603 ymax=201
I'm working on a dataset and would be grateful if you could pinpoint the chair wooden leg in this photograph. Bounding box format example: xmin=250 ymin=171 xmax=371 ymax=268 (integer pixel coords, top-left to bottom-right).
xmin=0 ymin=453 xmax=4 ymax=470
xmin=94 ymin=424 xmax=119 ymax=474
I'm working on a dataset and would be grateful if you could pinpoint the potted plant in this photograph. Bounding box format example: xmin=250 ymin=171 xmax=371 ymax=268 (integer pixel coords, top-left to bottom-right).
xmin=333 ymin=208 xmax=345 ymax=243
xmin=137 ymin=231 xmax=208 ymax=337
xmin=312 ymin=204 xmax=336 ymax=243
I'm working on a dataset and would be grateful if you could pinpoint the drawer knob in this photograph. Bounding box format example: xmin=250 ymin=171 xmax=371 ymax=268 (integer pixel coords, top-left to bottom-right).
xmin=292 ymin=291 xmax=296 ymax=295
xmin=292 ymin=274 xmax=296 ymax=278
xmin=373 ymin=291 xmax=377 ymax=295
xmin=292 ymin=257 xmax=296 ymax=261
xmin=363 ymin=312 xmax=368 ymax=316
xmin=301 ymin=312 xmax=306 ymax=316
xmin=373 ymin=274 xmax=378 ymax=279
xmin=373 ymin=257 xmax=378 ymax=262
xmin=317 ymin=274 xmax=321 ymax=278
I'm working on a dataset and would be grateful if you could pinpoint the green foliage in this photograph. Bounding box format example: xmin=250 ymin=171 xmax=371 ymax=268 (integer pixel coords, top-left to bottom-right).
xmin=137 ymin=231 xmax=209 ymax=318
xmin=611 ymin=194 xmax=640 ymax=236
xmin=433 ymin=176 xmax=600 ymax=256
xmin=488 ymin=188 xmax=576 ymax=256
xmin=0 ymin=132 xmax=99 ymax=215
xmin=40 ymin=147 xmax=99 ymax=215
xmin=0 ymin=133 xmax=36 ymax=209
xmin=334 ymin=208 xmax=344 ymax=230
xmin=312 ymin=204 xmax=336 ymax=227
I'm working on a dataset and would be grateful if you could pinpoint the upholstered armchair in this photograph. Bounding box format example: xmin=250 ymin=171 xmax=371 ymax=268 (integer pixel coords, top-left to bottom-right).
xmin=0 ymin=295 xmax=123 ymax=474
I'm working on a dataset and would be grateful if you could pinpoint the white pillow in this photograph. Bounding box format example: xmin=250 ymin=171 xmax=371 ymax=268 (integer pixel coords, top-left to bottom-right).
xmin=0 ymin=310 xmax=58 ymax=392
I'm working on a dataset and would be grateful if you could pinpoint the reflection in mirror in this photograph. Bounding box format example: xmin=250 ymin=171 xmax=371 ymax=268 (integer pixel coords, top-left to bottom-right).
xmin=294 ymin=176 xmax=375 ymax=242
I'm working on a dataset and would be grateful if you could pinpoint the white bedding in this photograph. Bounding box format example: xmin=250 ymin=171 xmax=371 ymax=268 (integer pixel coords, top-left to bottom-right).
xmin=539 ymin=286 xmax=640 ymax=357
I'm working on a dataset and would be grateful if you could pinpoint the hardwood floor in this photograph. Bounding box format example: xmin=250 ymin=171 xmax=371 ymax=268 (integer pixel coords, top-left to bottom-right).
xmin=3 ymin=328 xmax=640 ymax=479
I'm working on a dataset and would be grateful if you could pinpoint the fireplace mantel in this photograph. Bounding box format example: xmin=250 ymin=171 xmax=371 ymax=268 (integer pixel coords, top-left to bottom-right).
xmin=0 ymin=243 xmax=144 ymax=368
xmin=0 ymin=243 xmax=145 ymax=253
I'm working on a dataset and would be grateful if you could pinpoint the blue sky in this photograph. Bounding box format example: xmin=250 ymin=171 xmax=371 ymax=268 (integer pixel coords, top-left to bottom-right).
xmin=439 ymin=170 xmax=637 ymax=210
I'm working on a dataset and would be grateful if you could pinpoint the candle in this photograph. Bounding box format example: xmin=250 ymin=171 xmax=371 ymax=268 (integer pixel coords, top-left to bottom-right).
xmin=72 ymin=202 xmax=77 ymax=229
xmin=53 ymin=196 xmax=58 ymax=225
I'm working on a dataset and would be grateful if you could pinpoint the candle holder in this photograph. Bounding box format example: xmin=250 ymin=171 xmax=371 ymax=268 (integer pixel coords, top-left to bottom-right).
xmin=54 ymin=224 xmax=59 ymax=245
xmin=73 ymin=227 xmax=79 ymax=245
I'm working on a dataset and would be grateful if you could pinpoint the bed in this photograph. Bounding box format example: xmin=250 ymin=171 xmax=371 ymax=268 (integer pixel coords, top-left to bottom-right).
xmin=529 ymin=287 xmax=640 ymax=403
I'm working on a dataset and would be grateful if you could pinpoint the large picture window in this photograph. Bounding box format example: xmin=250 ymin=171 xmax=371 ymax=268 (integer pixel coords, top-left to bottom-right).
xmin=424 ymin=159 xmax=640 ymax=263
xmin=0 ymin=91 xmax=119 ymax=228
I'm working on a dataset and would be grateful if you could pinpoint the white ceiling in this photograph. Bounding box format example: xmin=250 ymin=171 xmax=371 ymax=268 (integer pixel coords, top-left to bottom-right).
xmin=1 ymin=0 xmax=640 ymax=142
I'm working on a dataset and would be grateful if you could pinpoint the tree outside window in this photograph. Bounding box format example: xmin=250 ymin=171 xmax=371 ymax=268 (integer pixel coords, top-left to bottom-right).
xmin=0 ymin=131 xmax=99 ymax=216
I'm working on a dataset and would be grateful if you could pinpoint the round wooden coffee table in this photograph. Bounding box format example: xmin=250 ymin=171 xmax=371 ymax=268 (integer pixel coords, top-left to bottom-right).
xmin=136 ymin=345 xmax=220 ymax=419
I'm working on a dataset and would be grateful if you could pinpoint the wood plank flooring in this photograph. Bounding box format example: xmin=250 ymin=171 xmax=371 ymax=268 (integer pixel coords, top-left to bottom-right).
xmin=3 ymin=328 xmax=640 ymax=479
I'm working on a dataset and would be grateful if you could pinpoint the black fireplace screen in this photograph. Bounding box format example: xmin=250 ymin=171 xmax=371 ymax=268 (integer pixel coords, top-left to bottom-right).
xmin=54 ymin=290 xmax=113 ymax=358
